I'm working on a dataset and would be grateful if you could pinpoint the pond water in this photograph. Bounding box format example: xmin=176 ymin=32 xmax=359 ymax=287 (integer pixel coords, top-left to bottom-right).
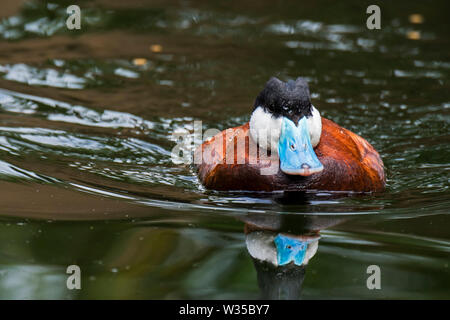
xmin=0 ymin=0 xmax=448 ymax=299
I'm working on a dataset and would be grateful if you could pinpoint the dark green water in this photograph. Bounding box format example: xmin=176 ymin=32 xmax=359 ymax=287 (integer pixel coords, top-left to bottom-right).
xmin=0 ymin=0 xmax=449 ymax=299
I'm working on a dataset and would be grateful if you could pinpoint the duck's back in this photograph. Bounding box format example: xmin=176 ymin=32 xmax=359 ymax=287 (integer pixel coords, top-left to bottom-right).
xmin=194 ymin=118 xmax=385 ymax=192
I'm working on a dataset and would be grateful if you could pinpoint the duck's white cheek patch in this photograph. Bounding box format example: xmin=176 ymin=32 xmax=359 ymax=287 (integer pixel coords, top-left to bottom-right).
xmin=249 ymin=106 xmax=282 ymax=153
xmin=307 ymin=105 xmax=322 ymax=147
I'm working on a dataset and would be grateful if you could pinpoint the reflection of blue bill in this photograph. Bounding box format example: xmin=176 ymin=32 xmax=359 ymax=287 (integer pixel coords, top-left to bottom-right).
xmin=274 ymin=234 xmax=309 ymax=266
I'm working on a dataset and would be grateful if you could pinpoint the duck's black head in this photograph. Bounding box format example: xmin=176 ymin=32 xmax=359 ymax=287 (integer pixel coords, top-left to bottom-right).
xmin=249 ymin=77 xmax=323 ymax=176
xmin=254 ymin=77 xmax=313 ymax=125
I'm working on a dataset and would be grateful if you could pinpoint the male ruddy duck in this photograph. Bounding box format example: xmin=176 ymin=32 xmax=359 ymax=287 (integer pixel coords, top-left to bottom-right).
xmin=194 ymin=77 xmax=385 ymax=192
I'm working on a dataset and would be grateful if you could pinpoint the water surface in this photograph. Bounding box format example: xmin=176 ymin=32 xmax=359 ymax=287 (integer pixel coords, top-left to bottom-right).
xmin=0 ymin=0 xmax=449 ymax=299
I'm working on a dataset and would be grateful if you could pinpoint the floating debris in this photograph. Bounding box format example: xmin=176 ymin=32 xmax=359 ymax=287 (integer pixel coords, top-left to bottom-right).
xmin=407 ymin=30 xmax=421 ymax=40
xmin=150 ymin=44 xmax=163 ymax=53
xmin=132 ymin=58 xmax=148 ymax=66
xmin=409 ymin=14 xmax=424 ymax=24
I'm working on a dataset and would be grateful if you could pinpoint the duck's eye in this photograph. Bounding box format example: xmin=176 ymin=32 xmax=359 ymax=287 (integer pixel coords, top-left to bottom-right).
xmin=286 ymin=245 xmax=292 ymax=249
xmin=290 ymin=143 xmax=296 ymax=151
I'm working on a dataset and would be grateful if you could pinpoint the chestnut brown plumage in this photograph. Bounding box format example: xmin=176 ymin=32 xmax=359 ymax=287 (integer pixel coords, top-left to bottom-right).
xmin=194 ymin=118 xmax=385 ymax=192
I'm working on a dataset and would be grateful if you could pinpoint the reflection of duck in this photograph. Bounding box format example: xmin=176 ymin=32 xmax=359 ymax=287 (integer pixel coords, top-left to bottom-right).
xmin=247 ymin=231 xmax=317 ymax=300
xmin=195 ymin=77 xmax=385 ymax=192
xmin=246 ymin=231 xmax=319 ymax=267
xmin=241 ymin=212 xmax=347 ymax=299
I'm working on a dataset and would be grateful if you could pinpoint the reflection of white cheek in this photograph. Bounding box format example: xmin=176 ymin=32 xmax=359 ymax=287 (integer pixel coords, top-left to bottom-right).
xmin=246 ymin=232 xmax=278 ymax=266
xmin=308 ymin=106 xmax=322 ymax=147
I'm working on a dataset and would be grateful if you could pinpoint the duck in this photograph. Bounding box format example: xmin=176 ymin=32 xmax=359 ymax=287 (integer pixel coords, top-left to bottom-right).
xmin=194 ymin=77 xmax=385 ymax=192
